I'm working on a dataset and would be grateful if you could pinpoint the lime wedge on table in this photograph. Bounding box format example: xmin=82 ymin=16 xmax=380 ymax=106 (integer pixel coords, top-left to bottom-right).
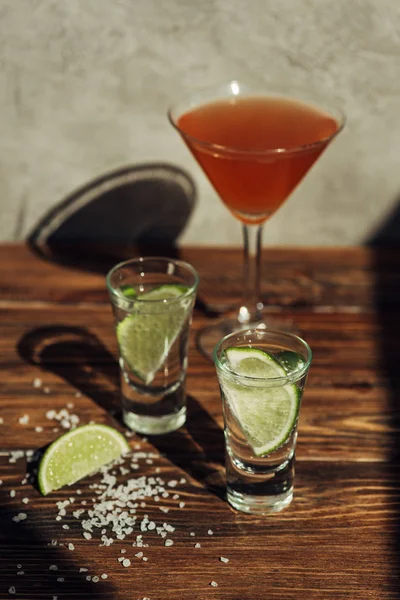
xmin=221 ymin=347 xmax=300 ymax=457
xmin=38 ymin=424 xmax=130 ymax=496
xmin=117 ymin=284 xmax=191 ymax=385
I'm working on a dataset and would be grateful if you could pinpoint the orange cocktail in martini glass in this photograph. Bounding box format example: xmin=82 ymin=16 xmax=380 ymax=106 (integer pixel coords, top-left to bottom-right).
xmin=169 ymin=81 xmax=344 ymax=355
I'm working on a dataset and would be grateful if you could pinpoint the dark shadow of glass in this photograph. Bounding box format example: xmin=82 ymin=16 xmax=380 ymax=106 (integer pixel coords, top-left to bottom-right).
xmin=27 ymin=162 xmax=196 ymax=274
xmin=17 ymin=325 xmax=121 ymax=422
xmin=366 ymin=200 xmax=400 ymax=596
xmin=148 ymin=395 xmax=226 ymax=500
xmin=0 ymin=493 xmax=115 ymax=598
xmin=17 ymin=327 xmax=226 ymax=499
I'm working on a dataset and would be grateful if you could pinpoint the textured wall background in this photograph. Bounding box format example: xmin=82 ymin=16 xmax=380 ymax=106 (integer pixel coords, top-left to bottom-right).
xmin=1 ymin=0 xmax=399 ymax=246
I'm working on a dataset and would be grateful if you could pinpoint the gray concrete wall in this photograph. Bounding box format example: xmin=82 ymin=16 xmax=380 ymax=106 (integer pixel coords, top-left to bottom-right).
xmin=1 ymin=0 xmax=399 ymax=246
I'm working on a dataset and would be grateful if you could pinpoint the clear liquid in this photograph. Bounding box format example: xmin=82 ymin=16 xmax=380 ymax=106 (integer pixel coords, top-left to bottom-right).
xmin=218 ymin=348 xmax=307 ymax=514
xmin=112 ymin=280 xmax=195 ymax=435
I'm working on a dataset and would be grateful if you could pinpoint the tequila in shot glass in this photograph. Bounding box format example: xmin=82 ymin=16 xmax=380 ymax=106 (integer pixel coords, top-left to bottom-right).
xmin=213 ymin=328 xmax=312 ymax=514
xmin=107 ymin=257 xmax=198 ymax=435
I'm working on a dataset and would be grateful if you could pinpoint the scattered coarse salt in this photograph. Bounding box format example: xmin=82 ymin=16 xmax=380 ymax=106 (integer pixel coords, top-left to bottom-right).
xmin=122 ymin=558 xmax=131 ymax=567
xmin=66 ymin=402 xmax=74 ymax=409
xmin=10 ymin=490 xmax=16 ymax=498
xmin=164 ymin=539 xmax=173 ymax=547
xmin=0 ymin=417 xmax=4 ymax=424
xmin=57 ymin=578 xmax=64 ymax=583
xmin=92 ymin=575 xmax=99 ymax=583
xmin=135 ymin=552 xmax=143 ymax=558
xmin=16 ymin=565 xmax=22 ymax=569
xmin=101 ymin=573 xmax=108 ymax=579
xmin=179 ymin=502 xmax=185 ymax=509
xmin=207 ymin=529 xmax=214 ymax=536
xmin=44 ymin=387 xmax=51 ymax=394
xmin=0 ymin=480 xmax=2 ymax=486
xmin=68 ymin=543 xmax=75 ymax=551
xmin=8 ymin=586 xmax=16 ymax=595
xmin=180 ymin=477 xmax=186 ymax=484
xmin=120 ymin=548 xmax=126 ymax=554
xmin=49 ymin=565 xmax=58 ymax=571
xmin=86 ymin=575 xmax=92 ymax=582
xmin=220 ymin=557 xmax=229 ymax=563
xmin=22 ymin=497 xmax=29 ymax=504
xmin=35 ymin=426 xmax=43 ymax=433
xmin=18 ymin=414 xmax=30 ymax=425
xmin=62 ymin=524 xmax=69 ymax=530
xmin=75 ymin=391 xmax=82 ymax=398
xmin=83 ymin=532 xmax=92 ymax=540
xmin=33 ymin=378 xmax=42 ymax=388
xmin=17 ymin=571 xmax=24 ymax=576
xmin=46 ymin=410 xmax=56 ymax=420
xmin=189 ymin=532 xmax=195 ymax=537
xmin=210 ymin=581 xmax=218 ymax=588
xmin=13 ymin=513 xmax=28 ymax=523
xmin=195 ymin=543 xmax=201 ymax=548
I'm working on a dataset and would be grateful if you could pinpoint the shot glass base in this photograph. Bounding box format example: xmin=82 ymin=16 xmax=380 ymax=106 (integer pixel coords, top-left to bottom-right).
xmin=227 ymin=486 xmax=293 ymax=515
xmin=123 ymin=407 xmax=187 ymax=435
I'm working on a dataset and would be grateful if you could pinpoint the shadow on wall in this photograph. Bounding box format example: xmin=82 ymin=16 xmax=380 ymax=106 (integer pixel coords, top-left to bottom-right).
xmin=366 ymin=196 xmax=400 ymax=596
xmin=27 ymin=163 xmax=196 ymax=274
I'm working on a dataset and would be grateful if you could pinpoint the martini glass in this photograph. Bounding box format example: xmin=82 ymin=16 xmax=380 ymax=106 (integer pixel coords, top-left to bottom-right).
xmin=168 ymin=81 xmax=345 ymax=356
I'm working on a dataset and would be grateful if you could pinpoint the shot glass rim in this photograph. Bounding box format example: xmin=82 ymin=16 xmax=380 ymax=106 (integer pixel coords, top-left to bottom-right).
xmin=106 ymin=256 xmax=199 ymax=306
xmin=213 ymin=328 xmax=312 ymax=385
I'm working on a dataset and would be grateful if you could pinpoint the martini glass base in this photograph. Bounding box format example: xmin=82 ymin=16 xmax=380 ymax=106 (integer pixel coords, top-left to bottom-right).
xmin=196 ymin=313 xmax=298 ymax=361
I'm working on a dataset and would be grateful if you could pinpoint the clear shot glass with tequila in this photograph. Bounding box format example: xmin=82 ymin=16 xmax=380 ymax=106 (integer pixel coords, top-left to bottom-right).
xmin=107 ymin=257 xmax=198 ymax=435
xmin=213 ymin=328 xmax=312 ymax=515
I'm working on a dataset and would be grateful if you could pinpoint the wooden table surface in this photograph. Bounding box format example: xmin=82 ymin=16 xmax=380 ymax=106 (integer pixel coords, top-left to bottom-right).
xmin=1 ymin=243 xmax=400 ymax=600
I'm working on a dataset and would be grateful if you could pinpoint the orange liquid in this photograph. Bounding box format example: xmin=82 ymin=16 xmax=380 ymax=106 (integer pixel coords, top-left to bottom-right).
xmin=178 ymin=96 xmax=339 ymax=224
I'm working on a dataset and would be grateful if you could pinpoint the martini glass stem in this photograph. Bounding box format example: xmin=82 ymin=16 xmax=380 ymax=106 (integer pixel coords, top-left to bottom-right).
xmin=238 ymin=223 xmax=264 ymax=325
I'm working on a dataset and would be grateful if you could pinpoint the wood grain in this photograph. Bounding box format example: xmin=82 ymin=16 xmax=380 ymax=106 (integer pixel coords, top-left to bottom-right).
xmin=1 ymin=243 xmax=400 ymax=599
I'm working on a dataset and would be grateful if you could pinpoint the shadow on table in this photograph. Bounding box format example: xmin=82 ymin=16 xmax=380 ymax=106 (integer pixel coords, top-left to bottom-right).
xmin=0 ymin=493 xmax=115 ymax=598
xmin=367 ymin=202 xmax=400 ymax=594
xmin=27 ymin=162 xmax=196 ymax=275
xmin=149 ymin=394 xmax=226 ymax=500
xmin=17 ymin=326 xmax=226 ymax=498
xmin=17 ymin=325 xmax=121 ymax=423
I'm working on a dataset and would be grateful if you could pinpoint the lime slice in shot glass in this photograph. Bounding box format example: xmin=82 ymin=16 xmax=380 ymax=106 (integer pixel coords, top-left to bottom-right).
xmin=116 ymin=284 xmax=192 ymax=385
xmin=38 ymin=424 xmax=130 ymax=495
xmin=220 ymin=347 xmax=300 ymax=457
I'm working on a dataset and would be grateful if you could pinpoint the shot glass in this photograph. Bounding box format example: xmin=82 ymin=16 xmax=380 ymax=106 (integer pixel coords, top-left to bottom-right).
xmin=107 ymin=257 xmax=198 ymax=435
xmin=213 ymin=328 xmax=312 ymax=515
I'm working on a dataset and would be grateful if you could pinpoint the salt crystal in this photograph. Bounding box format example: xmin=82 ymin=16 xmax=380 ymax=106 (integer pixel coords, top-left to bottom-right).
xmin=33 ymin=378 xmax=42 ymax=388
xmin=67 ymin=402 xmax=74 ymax=409
xmin=75 ymin=392 xmax=82 ymax=398
xmin=165 ymin=539 xmax=174 ymax=547
xmin=135 ymin=552 xmax=143 ymax=558
xmin=142 ymin=556 xmax=148 ymax=561
xmin=57 ymin=577 xmax=64 ymax=583
xmin=207 ymin=529 xmax=214 ymax=535
xmin=180 ymin=477 xmax=186 ymax=484
xmin=35 ymin=426 xmax=43 ymax=432
xmin=49 ymin=565 xmax=58 ymax=571
xmin=83 ymin=531 xmax=92 ymax=540
xmin=190 ymin=532 xmax=195 ymax=537
xmin=120 ymin=549 xmax=126 ymax=554
xmin=122 ymin=558 xmax=131 ymax=567
xmin=86 ymin=575 xmax=92 ymax=581
xmin=62 ymin=524 xmax=69 ymax=530
xmin=44 ymin=387 xmax=50 ymax=394
xmin=8 ymin=587 xmax=16 ymax=595
xmin=46 ymin=410 xmax=56 ymax=419
xmin=22 ymin=497 xmax=29 ymax=504
xmin=179 ymin=502 xmax=185 ymax=508
xmin=101 ymin=573 xmax=108 ymax=579
xmin=17 ymin=571 xmax=24 ymax=576
xmin=195 ymin=543 xmax=201 ymax=548
xmin=18 ymin=414 xmax=29 ymax=425
xmin=79 ymin=568 xmax=88 ymax=572
xmin=92 ymin=576 xmax=99 ymax=583
xmin=10 ymin=490 xmax=16 ymax=498
xmin=68 ymin=543 xmax=75 ymax=551
xmin=220 ymin=556 xmax=229 ymax=563
xmin=0 ymin=417 xmax=4 ymax=424
xmin=167 ymin=480 xmax=177 ymax=488
xmin=210 ymin=581 xmax=218 ymax=587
